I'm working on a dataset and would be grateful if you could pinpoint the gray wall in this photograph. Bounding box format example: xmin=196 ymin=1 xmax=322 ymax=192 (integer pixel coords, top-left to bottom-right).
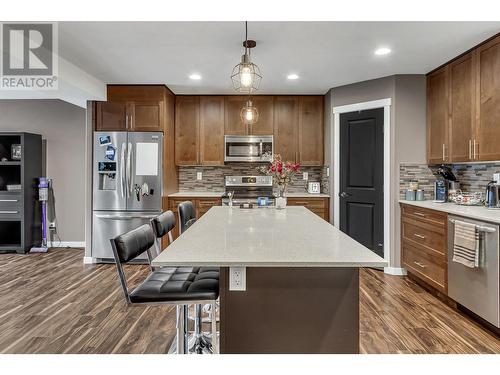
xmin=0 ymin=99 xmax=87 ymax=243
xmin=325 ymin=75 xmax=426 ymax=269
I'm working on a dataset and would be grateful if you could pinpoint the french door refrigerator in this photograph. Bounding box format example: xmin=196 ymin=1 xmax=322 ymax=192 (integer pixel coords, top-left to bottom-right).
xmin=92 ymin=131 xmax=163 ymax=261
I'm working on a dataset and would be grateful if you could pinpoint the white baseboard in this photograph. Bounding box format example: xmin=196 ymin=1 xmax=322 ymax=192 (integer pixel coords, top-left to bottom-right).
xmin=48 ymin=241 xmax=86 ymax=248
xmin=384 ymin=267 xmax=407 ymax=276
xmin=83 ymin=256 xmax=95 ymax=264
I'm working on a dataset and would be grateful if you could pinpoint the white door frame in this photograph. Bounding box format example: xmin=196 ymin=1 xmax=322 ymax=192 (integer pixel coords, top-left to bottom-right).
xmin=332 ymin=98 xmax=392 ymax=269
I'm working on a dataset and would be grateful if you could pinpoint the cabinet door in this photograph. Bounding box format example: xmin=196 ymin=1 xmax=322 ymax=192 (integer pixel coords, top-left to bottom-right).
xmin=250 ymin=96 xmax=274 ymax=135
xmin=197 ymin=198 xmax=222 ymax=218
xmin=427 ymin=67 xmax=450 ymax=164
xmin=175 ymin=96 xmax=200 ymax=165
xmin=224 ymin=96 xmax=249 ymax=135
xmin=274 ymin=96 xmax=299 ymax=162
xmin=475 ymin=35 xmax=500 ymax=161
xmin=298 ymin=96 xmax=324 ymax=166
xmin=129 ymin=101 xmax=163 ymax=132
xmin=450 ymin=53 xmax=475 ymax=162
xmin=200 ymin=96 xmax=225 ymax=165
xmin=95 ymin=101 xmax=128 ymax=131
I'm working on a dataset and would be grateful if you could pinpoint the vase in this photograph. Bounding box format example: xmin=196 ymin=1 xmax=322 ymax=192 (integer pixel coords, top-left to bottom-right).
xmin=275 ymin=185 xmax=287 ymax=210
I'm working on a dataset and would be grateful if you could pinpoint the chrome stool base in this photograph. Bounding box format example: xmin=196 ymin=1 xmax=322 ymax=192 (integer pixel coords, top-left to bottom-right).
xmin=172 ymin=303 xmax=218 ymax=354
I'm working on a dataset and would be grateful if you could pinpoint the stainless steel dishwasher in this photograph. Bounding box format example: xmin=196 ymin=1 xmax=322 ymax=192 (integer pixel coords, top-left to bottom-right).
xmin=448 ymin=215 xmax=499 ymax=328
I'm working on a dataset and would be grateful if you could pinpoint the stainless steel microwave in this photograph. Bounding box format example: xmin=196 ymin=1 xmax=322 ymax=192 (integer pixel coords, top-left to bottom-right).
xmin=224 ymin=135 xmax=273 ymax=163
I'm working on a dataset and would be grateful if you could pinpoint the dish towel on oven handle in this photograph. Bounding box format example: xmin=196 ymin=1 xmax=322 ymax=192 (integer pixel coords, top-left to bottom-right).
xmin=453 ymin=220 xmax=480 ymax=268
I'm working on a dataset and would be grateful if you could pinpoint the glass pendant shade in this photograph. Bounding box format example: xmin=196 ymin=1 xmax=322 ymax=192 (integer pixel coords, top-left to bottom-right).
xmin=231 ymin=54 xmax=262 ymax=93
xmin=240 ymin=99 xmax=259 ymax=125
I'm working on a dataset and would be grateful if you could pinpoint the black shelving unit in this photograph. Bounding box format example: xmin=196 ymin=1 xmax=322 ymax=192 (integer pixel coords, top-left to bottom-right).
xmin=0 ymin=132 xmax=42 ymax=254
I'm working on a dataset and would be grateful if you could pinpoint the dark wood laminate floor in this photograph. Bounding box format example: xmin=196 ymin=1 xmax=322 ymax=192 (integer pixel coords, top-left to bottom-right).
xmin=0 ymin=249 xmax=498 ymax=354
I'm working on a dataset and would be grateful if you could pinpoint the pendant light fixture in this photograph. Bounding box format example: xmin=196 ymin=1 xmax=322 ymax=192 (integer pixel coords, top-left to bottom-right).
xmin=240 ymin=96 xmax=259 ymax=125
xmin=231 ymin=21 xmax=262 ymax=93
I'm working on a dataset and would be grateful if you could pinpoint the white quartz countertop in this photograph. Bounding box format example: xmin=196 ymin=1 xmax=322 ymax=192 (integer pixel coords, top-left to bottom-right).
xmin=286 ymin=193 xmax=330 ymax=198
xmin=400 ymin=200 xmax=500 ymax=224
xmin=152 ymin=206 xmax=386 ymax=268
xmin=168 ymin=191 xmax=224 ymax=198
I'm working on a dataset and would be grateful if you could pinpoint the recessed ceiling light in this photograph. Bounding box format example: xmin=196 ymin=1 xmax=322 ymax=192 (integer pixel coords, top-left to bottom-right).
xmin=287 ymin=74 xmax=299 ymax=80
xmin=189 ymin=73 xmax=202 ymax=80
xmin=374 ymin=47 xmax=391 ymax=56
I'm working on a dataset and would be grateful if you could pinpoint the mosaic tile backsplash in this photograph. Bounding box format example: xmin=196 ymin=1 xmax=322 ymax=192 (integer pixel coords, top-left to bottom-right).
xmin=400 ymin=163 xmax=500 ymax=199
xmin=179 ymin=164 xmax=329 ymax=194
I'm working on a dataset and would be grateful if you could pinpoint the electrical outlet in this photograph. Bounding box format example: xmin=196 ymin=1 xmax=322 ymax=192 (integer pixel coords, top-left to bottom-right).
xmin=229 ymin=266 xmax=246 ymax=291
xmin=49 ymin=222 xmax=56 ymax=230
xmin=196 ymin=171 xmax=203 ymax=181
xmin=303 ymin=172 xmax=308 ymax=180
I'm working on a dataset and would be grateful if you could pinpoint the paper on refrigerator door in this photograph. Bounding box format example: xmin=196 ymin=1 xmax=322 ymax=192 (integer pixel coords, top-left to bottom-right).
xmin=135 ymin=142 xmax=158 ymax=176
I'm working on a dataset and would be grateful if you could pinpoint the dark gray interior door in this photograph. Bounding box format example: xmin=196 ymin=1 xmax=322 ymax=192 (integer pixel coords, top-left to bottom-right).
xmin=340 ymin=108 xmax=384 ymax=257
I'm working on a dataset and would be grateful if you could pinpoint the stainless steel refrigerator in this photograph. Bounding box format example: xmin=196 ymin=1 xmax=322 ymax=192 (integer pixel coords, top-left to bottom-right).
xmin=92 ymin=131 xmax=163 ymax=261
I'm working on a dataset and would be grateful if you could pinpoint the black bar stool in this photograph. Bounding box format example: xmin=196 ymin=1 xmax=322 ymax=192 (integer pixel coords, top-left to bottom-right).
xmin=110 ymin=224 xmax=219 ymax=354
xmin=152 ymin=210 xmax=219 ymax=354
xmin=178 ymin=201 xmax=197 ymax=235
xmin=177 ymin=203 xmax=220 ymax=337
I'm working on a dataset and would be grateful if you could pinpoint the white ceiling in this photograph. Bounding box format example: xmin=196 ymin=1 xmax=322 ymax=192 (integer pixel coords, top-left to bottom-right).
xmin=59 ymin=21 xmax=500 ymax=95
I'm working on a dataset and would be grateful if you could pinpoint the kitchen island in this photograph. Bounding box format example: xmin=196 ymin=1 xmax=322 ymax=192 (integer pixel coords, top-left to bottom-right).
xmin=152 ymin=206 xmax=386 ymax=353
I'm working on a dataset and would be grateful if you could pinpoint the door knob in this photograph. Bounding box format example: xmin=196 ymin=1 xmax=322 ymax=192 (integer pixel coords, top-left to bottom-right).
xmin=339 ymin=192 xmax=351 ymax=198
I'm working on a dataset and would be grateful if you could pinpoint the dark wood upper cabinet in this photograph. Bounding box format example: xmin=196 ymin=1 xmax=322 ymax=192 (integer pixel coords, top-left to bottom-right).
xmin=475 ymin=35 xmax=500 ymax=161
xmin=174 ymin=94 xmax=325 ymax=166
xmin=95 ymin=86 xmax=164 ymax=132
xmin=274 ymin=96 xmax=299 ymax=163
xmin=224 ymin=96 xmax=248 ymax=135
xmin=427 ymin=34 xmax=500 ymax=163
xmin=427 ymin=67 xmax=450 ymax=164
xmin=298 ymin=96 xmax=324 ymax=166
xmin=129 ymin=101 xmax=163 ymax=132
xmin=95 ymin=101 xmax=128 ymax=131
xmin=250 ymin=96 xmax=274 ymax=135
xmin=200 ymin=96 xmax=225 ymax=165
xmin=449 ymin=52 xmax=475 ymax=162
xmin=175 ymin=96 xmax=200 ymax=166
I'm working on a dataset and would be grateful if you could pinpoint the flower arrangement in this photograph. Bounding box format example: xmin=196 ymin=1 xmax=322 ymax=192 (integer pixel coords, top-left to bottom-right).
xmin=257 ymin=154 xmax=301 ymax=195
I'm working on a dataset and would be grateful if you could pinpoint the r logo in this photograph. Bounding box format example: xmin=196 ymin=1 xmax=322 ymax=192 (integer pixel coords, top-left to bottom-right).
xmin=2 ymin=23 xmax=53 ymax=76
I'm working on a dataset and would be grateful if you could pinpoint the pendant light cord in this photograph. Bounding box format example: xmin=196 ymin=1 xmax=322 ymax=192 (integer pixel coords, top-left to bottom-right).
xmin=245 ymin=21 xmax=248 ymax=55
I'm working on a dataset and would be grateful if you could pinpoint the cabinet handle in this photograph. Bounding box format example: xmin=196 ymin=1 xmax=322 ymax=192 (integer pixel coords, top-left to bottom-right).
xmin=473 ymin=139 xmax=477 ymax=160
xmin=413 ymin=233 xmax=426 ymax=239
xmin=442 ymin=144 xmax=446 ymax=161
xmin=414 ymin=261 xmax=426 ymax=269
xmin=469 ymin=139 xmax=472 ymax=160
xmin=413 ymin=212 xmax=426 ymax=218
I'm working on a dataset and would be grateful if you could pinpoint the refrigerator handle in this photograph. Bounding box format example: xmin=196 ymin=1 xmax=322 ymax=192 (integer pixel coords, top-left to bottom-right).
xmin=120 ymin=142 xmax=126 ymax=198
xmin=127 ymin=142 xmax=132 ymax=197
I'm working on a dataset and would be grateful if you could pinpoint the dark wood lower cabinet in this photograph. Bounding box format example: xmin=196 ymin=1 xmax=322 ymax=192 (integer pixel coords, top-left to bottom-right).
xmin=287 ymin=197 xmax=329 ymax=222
xmin=400 ymin=204 xmax=448 ymax=293
xmin=219 ymin=267 xmax=359 ymax=354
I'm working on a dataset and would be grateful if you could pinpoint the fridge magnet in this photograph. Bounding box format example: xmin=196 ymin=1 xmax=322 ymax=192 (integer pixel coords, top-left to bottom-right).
xmin=98 ymin=135 xmax=112 ymax=146
xmin=105 ymin=145 xmax=116 ymax=161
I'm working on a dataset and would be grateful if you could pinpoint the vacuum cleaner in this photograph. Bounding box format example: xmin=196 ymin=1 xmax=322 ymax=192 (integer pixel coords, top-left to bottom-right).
xmin=30 ymin=177 xmax=50 ymax=253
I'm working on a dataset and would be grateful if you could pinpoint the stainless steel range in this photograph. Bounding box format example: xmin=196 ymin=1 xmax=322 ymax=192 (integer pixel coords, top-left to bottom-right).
xmin=222 ymin=176 xmax=274 ymax=206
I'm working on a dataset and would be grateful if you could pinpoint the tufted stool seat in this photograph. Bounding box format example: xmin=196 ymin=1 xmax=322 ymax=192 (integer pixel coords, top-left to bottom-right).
xmin=129 ymin=267 xmax=219 ymax=303
xmin=110 ymin=223 xmax=219 ymax=354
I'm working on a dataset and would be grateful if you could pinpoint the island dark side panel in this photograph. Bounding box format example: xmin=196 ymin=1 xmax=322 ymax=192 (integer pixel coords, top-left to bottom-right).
xmin=219 ymin=267 xmax=359 ymax=354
